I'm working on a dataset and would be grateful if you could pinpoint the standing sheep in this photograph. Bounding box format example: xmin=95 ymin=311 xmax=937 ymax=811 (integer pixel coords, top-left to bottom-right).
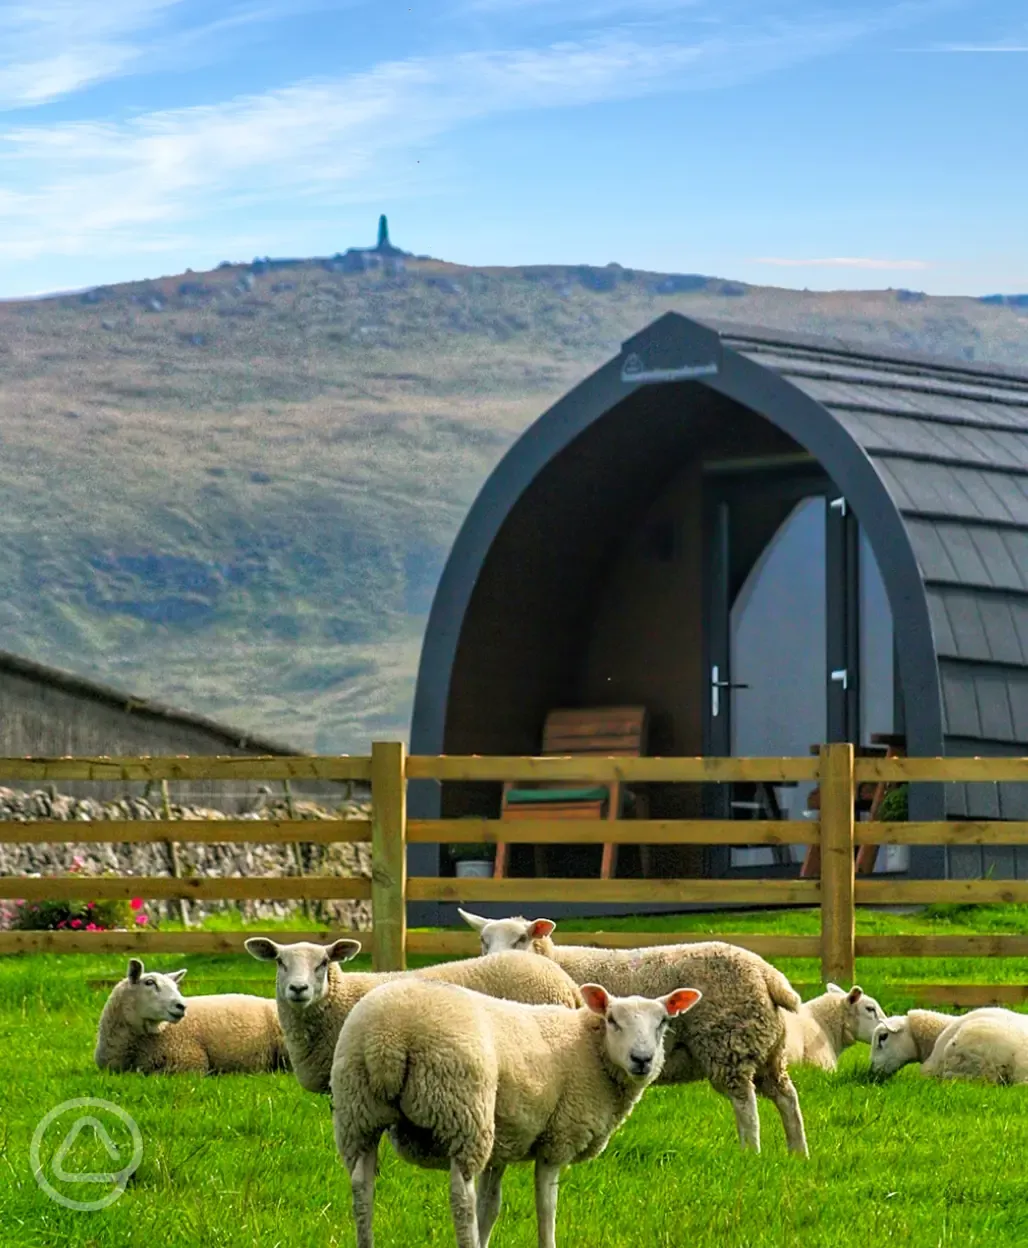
xmin=871 ymin=1006 xmax=1028 ymax=1080
xmin=244 ymin=937 xmax=582 ymax=1094
xmin=458 ymin=909 xmax=807 ymax=1155
xmin=94 ymin=958 xmax=289 ymax=1074
xmin=781 ymin=983 xmax=886 ymax=1070
xmin=332 ymin=976 xmax=702 ymax=1248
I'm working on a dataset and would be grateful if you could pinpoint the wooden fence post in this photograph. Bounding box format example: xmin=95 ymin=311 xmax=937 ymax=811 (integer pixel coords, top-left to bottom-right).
xmin=819 ymin=742 xmax=855 ymax=986
xmin=371 ymin=741 xmax=407 ymax=972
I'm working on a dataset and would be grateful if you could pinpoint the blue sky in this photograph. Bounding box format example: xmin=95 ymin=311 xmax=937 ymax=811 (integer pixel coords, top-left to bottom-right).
xmin=0 ymin=0 xmax=1024 ymax=298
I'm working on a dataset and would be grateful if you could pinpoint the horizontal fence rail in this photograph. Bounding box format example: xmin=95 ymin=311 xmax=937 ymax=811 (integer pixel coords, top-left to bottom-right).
xmin=0 ymin=929 xmax=377 ymax=956
xmin=406 ymin=755 xmax=821 ymax=782
xmin=0 ymin=755 xmax=372 ymax=782
xmin=4 ymin=745 xmax=1028 ymax=1005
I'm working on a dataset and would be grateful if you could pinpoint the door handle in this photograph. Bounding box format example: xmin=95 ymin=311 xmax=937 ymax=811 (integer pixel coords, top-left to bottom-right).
xmin=711 ymin=665 xmax=749 ymax=717
xmin=830 ymin=668 xmax=849 ymax=691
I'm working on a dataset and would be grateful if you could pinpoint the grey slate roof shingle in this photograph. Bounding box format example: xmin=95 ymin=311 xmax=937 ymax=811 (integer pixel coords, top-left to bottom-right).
xmin=706 ymin=320 xmax=1028 ymax=827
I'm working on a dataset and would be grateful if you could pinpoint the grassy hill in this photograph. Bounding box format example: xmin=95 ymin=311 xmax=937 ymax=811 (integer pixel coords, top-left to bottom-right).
xmin=1 ymin=250 xmax=1027 ymax=752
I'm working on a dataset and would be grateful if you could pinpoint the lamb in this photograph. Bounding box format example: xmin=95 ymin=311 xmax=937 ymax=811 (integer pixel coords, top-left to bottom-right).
xmin=94 ymin=958 xmax=289 ymax=1074
xmin=780 ymin=983 xmax=886 ymax=1070
xmin=332 ymin=976 xmax=702 ymax=1248
xmin=244 ymin=937 xmax=583 ymax=1094
xmin=921 ymin=1010 xmax=1028 ymax=1084
xmin=458 ymin=909 xmax=807 ymax=1155
xmin=870 ymin=1006 xmax=1028 ymax=1080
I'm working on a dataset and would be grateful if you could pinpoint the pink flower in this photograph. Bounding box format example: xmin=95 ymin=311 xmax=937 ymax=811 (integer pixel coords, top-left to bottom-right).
xmin=130 ymin=898 xmax=144 ymax=911
xmin=86 ymin=902 xmax=95 ymax=910
xmin=135 ymin=914 xmax=149 ymax=927
xmin=86 ymin=923 xmax=99 ymax=932
xmin=70 ymin=919 xmax=82 ymax=929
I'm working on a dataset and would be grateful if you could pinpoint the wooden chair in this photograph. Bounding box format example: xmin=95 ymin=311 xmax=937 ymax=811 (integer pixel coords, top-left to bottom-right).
xmin=494 ymin=706 xmax=649 ymax=881
xmin=799 ymin=734 xmax=907 ymax=877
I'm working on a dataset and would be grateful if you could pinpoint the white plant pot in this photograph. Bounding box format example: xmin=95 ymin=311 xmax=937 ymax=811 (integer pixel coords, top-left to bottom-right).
xmin=455 ymin=860 xmax=493 ymax=879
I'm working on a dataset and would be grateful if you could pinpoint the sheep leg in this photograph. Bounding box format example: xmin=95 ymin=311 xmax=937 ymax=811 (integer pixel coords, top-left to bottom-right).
xmin=716 ymin=1079 xmax=761 ymax=1153
xmin=476 ymin=1164 xmax=505 ymax=1248
xmin=757 ymin=1070 xmax=809 ymax=1157
xmin=348 ymin=1147 xmax=379 ymax=1248
xmin=450 ymin=1161 xmax=481 ymax=1248
xmin=534 ymin=1161 xmax=561 ymax=1248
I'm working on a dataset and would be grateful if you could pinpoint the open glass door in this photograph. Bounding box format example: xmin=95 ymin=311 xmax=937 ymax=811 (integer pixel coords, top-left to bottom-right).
xmin=703 ymin=465 xmax=855 ymax=875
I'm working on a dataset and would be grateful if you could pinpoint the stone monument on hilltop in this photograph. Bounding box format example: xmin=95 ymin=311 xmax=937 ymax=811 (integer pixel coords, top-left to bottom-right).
xmin=327 ymin=214 xmax=411 ymax=272
xmin=373 ymin=214 xmax=405 ymax=258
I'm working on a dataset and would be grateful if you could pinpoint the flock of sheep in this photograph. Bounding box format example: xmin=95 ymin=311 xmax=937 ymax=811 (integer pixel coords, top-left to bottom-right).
xmin=91 ymin=909 xmax=1028 ymax=1247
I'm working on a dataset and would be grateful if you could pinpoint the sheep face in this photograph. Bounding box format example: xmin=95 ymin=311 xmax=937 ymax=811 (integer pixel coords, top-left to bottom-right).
xmin=580 ymin=984 xmax=702 ymax=1081
xmin=244 ymin=938 xmax=361 ymax=1008
xmin=869 ymin=1017 xmax=918 ymax=1077
xmin=122 ymin=958 xmax=188 ymax=1028
xmin=457 ymin=908 xmax=554 ymax=955
xmin=826 ymin=982 xmax=887 ymax=1043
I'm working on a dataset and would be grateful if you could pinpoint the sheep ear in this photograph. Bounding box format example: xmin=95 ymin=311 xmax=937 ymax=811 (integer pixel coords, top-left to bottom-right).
xmin=826 ymin=982 xmax=845 ymax=995
xmin=457 ymin=909 xmax=489 ymax=932
xmin=168 ymin=969 xmax=187 ymax=984
xmin=529 ymin=919 xmax=556 ymax=939
xmin=847 ymin=986 xmax=864 ymax=1004
xmin=580 ymin=984 xmax=610 ymax=1016
xmin=244 ymin=937 xmax=280 ymax=962
xmin=884 ymin=1018 xmax=903 ymax=1034
xmin=127 ymin=958 xmax=144 ymax=984
xmin=327 ymin=939 xmax=362 ymax=963
xmin=663 ymin=988 xmax=702 ymax=1016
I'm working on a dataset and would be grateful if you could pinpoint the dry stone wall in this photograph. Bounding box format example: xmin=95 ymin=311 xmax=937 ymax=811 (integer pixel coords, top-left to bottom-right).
xmin=0 ymin=786 xmax=372 ymax=928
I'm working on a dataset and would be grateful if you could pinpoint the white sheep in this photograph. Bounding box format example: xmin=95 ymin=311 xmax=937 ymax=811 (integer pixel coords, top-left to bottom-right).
xmin=781 ymin=983 xmax=886 ymax=1070
xmin=921 ymin=1009 xmax=1028 ymax=1084
xmin=871 ymin=1006 xmax=1028 ymax=1082
xmin=458 ymin=909 xmax=807 ymax=1155
xmin=332 ymin=976 xmax=702 ymax=1248
xmin=94 ymin=958 xmax=289 ymax=1074
xmin=243 ymin=937 xmax=583 ymax=1094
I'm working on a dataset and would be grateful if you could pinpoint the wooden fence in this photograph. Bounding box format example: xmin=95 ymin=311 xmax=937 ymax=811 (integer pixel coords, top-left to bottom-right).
xmin=3 ymin=743 xmax=1028 ymax=1003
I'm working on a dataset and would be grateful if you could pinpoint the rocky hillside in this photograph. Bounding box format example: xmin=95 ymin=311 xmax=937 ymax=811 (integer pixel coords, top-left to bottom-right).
xmin=1 ymin=247 xmax=1026 ymax=752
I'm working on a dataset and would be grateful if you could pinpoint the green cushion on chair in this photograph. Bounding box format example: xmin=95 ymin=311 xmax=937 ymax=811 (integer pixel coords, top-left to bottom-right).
xmin=506 ymin=786 xmax=609 ymax=804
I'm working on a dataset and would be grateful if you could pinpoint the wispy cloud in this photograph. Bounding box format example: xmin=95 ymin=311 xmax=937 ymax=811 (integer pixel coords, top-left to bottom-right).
xmin=0 ymin=1 xmax=187 ymax=108
xmin=0 ymin=0 xmax=353 ymax=111
xmin=0 ymin=2 xmax=965 ymax=265
xmin=755 ymin=257 xmax=931 ymax=270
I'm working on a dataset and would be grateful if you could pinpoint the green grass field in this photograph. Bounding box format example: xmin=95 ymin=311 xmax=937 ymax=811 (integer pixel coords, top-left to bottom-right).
xmin=3 ymin=905 xmax=1028 ymax=1246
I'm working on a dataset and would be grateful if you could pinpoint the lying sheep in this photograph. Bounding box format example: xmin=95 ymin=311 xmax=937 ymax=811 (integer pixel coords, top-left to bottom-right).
xmin=921 ymin=1010 xmax=1028 ymax=1084
xmin=781 ymin=983 xmax=886 ymax=1070
xmin=871 ymin=1006 xmax=1028 ymax=1080
xmin=458 ymin=909 xmax=807 ymax=1155
xmin=869 ymin=1008 xmax=958 ymax=1078
xmin=94 ymin=958 xmax=289 ymax=1075
xmin=244 ymin=937 xmax=582 ymax=1094
xmin=332 ymin=976 xmax=702 ymax=1248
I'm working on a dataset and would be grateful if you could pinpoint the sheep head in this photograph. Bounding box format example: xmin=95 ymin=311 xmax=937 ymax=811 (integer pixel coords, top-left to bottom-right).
xmin=457 ymin=908 xmax=555 ymax=956
xmin=581 ymin=983 xmax=702 ymax=1083
xmin=826 ymin=981 xmax=887 ymax=1044
xmin=244 ymin=937 xmax=361 ymax=1008
xmin=120 ymin=958 xmax=188 ymax=1030
xmin=869 ymin=1016 xmax=916 ymax=1078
